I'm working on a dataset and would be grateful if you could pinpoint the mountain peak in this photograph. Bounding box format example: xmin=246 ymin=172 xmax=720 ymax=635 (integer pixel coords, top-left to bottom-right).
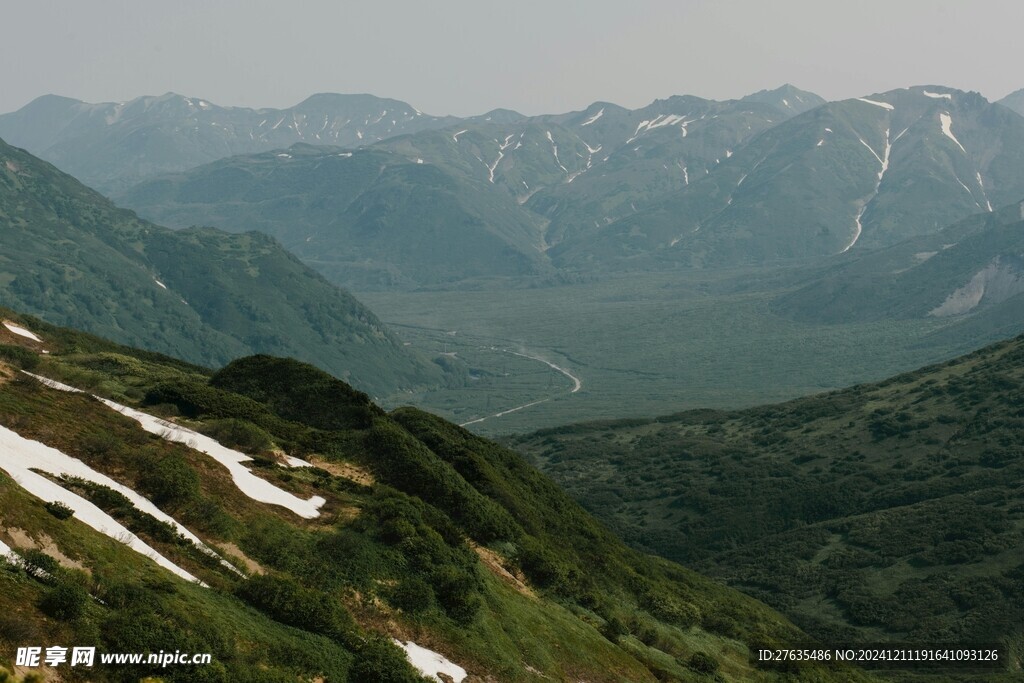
xmin=740 ymin=84 xmax=825 ymax=113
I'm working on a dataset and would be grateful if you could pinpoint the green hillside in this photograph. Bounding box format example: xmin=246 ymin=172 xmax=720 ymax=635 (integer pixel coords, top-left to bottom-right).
xmin=513 ymin=334 xmax=1024 ymax=656
xmin=0 ymin=137 xmax=443 ymax=396
xmin=0 ymin=311 xmax=877 ymax=682
xmin=117 ymin=144 xmax=550 ymax=289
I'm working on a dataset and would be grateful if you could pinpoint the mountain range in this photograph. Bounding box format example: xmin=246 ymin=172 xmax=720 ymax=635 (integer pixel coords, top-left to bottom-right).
xmin=553 ymin=86 xmax=1024 ymax=268
xmin=102 ymin=85 xmax=1024 ymax=289
xmin=0 ymin=92 xmax=459 ymax=194
xmin=113 ymin=85 xmax=828 ymax=288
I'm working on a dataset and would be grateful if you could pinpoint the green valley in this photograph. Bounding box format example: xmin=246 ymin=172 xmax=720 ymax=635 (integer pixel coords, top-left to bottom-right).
xmin=512 ymin=332 xmax=1024 ymax=656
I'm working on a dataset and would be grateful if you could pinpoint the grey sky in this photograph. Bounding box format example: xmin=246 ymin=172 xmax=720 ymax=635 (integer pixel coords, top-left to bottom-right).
xmin=4 ymin=0 xmax=1022 ymax=116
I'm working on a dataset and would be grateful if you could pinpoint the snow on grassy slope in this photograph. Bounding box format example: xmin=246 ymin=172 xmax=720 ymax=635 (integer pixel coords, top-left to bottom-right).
xmin=0 ymin=425 xmax=203 ymax=584
xmin=24 ymin=373 xmax=326 ymax=519
xmin=0 ymin=538 xmax=18 ymax=565
xmin=3 ymin=322 xmax=42 ymax=342
xmin=392 ymin=640 xmax=467 ymax=683
xmin=100 ymin=400 xmax=326 ymax=519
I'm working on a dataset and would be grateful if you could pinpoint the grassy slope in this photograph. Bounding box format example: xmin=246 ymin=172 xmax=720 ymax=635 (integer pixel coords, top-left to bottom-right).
xmin=0 ymin=312 xmax=869 ymax=682
xmin=0 ymin=138 xmax=443 ymax=396
xmin=513 ymin=334 xmax=1024 ymax=661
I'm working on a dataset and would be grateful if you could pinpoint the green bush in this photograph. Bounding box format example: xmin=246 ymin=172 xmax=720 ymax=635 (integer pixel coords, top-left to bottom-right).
xmin=348 ymin=636 xmax=423 ymax=683
xmin=139 ymin=454 xmax=200 ymax=506
xmin=0 ymin=344 xmax=39 ymax=369
xmin=44 ymin=500 xmax=75 ymax=520
xmin=200 ymin=418 xmax=274 ymax=454
xmin=688 ymin=651 xmax=719 ymax=675
xmin=40 ymin=581 xmax=89 ymax=621
xmin=389 ymin=576 xmax=435 ymax=614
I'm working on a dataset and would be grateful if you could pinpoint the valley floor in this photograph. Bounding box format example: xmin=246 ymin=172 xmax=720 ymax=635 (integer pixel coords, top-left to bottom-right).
xmin=361 ymin=268 xmax=984 ymax=435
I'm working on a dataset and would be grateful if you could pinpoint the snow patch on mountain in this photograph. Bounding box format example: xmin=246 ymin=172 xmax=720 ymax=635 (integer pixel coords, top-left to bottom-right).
xmin=101 ymin=401 xmax=326 ymax=519
xmin=975 ymin=171 xmax=993 ymax=211
xmin=0 ymin=425 xmax=203 ymax=584
xmin=546 ymin=131 xmax=569 ymax=175
xmin=22 ymin=373 xmax=326 ymax=519
xmin=580 ymin=108 xmax=604 ymax=126
xmin=856 ymin=97 xmax=895 ymax=111
xmin=0 ymin=538 xmax=18 ymax=565
xmin=923 ymin=90 xmax=952 ymax=100
xmin=3 ymin=322 xmax=42 ymax=342
xmin=939 ymin=113 xmax=967 ymax=153
xmin=843 ymin=128 xmax=891 ymax=253
xmin=393 ymin=640 xmax=467 ymax=682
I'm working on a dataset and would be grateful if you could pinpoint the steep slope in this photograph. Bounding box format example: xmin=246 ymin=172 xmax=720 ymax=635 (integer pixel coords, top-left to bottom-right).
xmin=998 ymin=87 xmax=1024 ymax=117
xmin=0 ymin=92 xmax=457 ymax=193
xmin=513 ymin=334 xmax=1024 ymax=653
xmin=117 ymin=144 xmax=550 ymax=288
xmin=0 ymin=314 xmax=874 ymax=682
xmin=554 ymin=86 xmax=1024 ymax=269
xmin=772 ymin=198 xmax=1024 ymax=341
xmin=0 ymin=137 xmax=443 ymax=395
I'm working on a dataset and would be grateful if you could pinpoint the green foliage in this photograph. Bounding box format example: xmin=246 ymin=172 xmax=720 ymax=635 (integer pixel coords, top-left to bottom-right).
xmin=0 ymin=344 xmax=38 ymax=370
xmin=139 ymin=454 xmax=200 ymax=507
xmin=517 ymin=333 xmax=1024 ymax=647
xmin=199 ymin=418 xmax=273 ymax=454
xmin=366 ymin=419 xmax=519 ymax=545
xmin=388 ymin=576 xmax=435 ymax=614
xmin=347 ymin=635 xmax=424 ymax=683
xmin=235 ymin=574 xmax=357 ymax=646
xmin=688 ymin=651 xmax=719 ymax=675
xmin=44 ymin=500 xmax=74 ymax=520
xmin=211 ymin=356 xmax=382 ymax=431
xmin=40 ymin=580 xmax=89 ymax=620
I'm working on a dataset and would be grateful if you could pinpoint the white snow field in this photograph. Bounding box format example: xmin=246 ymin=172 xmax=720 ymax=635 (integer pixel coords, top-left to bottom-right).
xmin=23 ymin=372 xmax=326 ymax=519
xmin=392 ymin=640 xmax=467 ymax=683
xmin=0 ymin=425 xmax=203 ymax=584
xmin=3 ymin=322 xmax=43 ymax=342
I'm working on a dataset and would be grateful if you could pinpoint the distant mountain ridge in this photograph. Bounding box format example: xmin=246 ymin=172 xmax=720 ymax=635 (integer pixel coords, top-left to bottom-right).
xmin=0 ymin=92 xmax=458 ymax=193
xmin=117 ymin=85 xmax=825 ymax=287
xmin=552 ymin=86 xmax=1024 ymax=269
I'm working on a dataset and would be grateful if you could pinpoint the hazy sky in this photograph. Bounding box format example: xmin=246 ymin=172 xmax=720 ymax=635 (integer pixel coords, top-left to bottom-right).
xmin=4 ymin=0 xmax=1022 ymax=116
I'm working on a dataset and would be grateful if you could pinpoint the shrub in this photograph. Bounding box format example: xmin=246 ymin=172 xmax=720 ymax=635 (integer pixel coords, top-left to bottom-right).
xmin=200 ymin=418 xmax=273 ymax=454
xmin=45 ymin=501 xmax=75 ymax=520
xmin=139 ymin=455 xmax=199 ymax=506
xmin=688 ymin=651 xmax=719 ymax=675
xmin=348 ymin=636 xmax=422 ymax=683
xmin=389 ymin=576 xmax=435 ymax=614
xmin=40 ymin=581 xmax=88 ymax=621
xmin=0 ymin=344 xmax=39 ymax=370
